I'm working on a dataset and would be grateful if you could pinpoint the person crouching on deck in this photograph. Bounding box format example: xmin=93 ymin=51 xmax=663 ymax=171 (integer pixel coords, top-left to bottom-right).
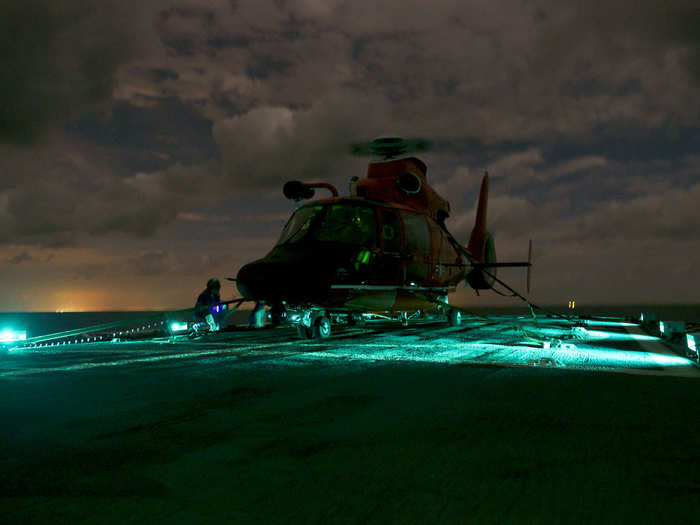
xmin=194 ymin=278 xmax=230 ymax=332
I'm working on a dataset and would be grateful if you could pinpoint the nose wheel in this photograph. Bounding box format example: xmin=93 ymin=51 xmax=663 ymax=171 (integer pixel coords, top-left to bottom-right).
xmin=296 ymin=312 xmax=331 ymax=339
xmin=313 ymin=315 xmax=332 ymax=338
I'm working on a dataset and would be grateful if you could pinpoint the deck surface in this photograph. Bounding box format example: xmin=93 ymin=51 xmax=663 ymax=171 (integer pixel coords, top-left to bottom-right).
xmin=1 ymin=316 xmax=698 ymax=523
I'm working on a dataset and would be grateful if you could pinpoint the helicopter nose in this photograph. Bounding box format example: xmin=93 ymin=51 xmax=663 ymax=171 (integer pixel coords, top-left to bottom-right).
xmin=235 ymin=261 xmax=267 ymax=300
xmin=237 ymin=259 xmax=329 ymax=303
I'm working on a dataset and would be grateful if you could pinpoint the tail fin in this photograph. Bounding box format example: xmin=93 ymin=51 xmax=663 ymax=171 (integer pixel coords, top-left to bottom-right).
xmin=463 ymin=172 xmax=533 ymax=294
xmin=467 ymin=172 xmax=489 ymax=262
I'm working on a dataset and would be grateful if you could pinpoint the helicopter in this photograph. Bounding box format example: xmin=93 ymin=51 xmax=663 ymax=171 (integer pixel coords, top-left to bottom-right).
xmin=235 ymin=137 xmax=532 ymax=339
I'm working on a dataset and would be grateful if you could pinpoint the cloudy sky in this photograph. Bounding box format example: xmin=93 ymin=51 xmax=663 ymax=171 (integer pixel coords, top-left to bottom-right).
xmin=1 ymin=0 xmax=698 ymax=311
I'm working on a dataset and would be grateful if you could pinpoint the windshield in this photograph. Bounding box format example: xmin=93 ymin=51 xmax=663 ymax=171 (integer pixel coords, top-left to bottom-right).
xmin=277 ymin=205 xmax=321 ymax=245
xmin=315 ymin=204 xmax=377 ymax=246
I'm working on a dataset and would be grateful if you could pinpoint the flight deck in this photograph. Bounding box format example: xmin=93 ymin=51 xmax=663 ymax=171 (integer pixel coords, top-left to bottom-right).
xmin=1 ymin=315 xmax=699 ymax=523
xmin=2 ymin=314 xmax=698 ymax=378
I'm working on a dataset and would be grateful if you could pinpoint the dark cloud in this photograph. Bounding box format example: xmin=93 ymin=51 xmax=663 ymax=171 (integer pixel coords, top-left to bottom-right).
xmin=7 ymin=251 xmax=32 ymax=265
xmin=124 ymin=247 xmax=248 ymax=279
xmin=447 ymin=158 xmax=700 ymax=246
xmin=109 ymin=1 xmax=700 ymax=143
xmin=213 ymin=90 xmax=390 ymax=190
xmin=147 ymin=68 xmax=180 ymax=83
xmin=66 ymin=99 xmax=218 ymax=173
xmin=245 ymin=55 xmax=293 ymax=79
xmin=162 ymin=35 xmax=198 ymax=56
xmin=555 ymin=183 xmax=700 ymax=242
xmin=156 ymin=2 xmax=241 ymax=58
xmin=0 ymin=135 xmax=219 ymax=246
xmin=567 ymin=0 xmax=700 ymax=81
xmin=129 ymin=250 xmax=172 ymax=276
xmin=543 ymin=126 xmax=700 ymax=165
xmin=2 ymin=0 xmax=700 ymax=308
xmin=206 ymin=34 xmax=251 ymax=52
xmin=71 ymin=263 xmax=102 ymax=281
xmin=0 ymin=0 xmax=138 ymax=145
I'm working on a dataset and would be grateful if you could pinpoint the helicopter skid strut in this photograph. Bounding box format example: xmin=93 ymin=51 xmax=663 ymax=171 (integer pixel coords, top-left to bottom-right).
xmin=285 ymin=305 xmax=437 ymax=339
xmin=285 ymin=308 xmax=332 ymax=340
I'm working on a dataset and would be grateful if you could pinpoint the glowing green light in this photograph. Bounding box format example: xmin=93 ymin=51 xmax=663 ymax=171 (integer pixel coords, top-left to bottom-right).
xmin=687 ymin=334 xmax=697 ymax=354
xmin=170 ymin=322 xmax=188 ymax=333
xmin=583 ymin=320 xmax=637 ymax=328
xmin=285 ymin=337 xmax=693 ymax=370
xmin=0 ymin=329 xmax=27 ymax=343
xmin=659 ymin=321 xmax=665 ymax=334
xmin=582 ymin=329 xmax=660 ymax=342
xmin=565 ymin=347 xmax=690 ymax=368
xmin=356 ymin=249 xmax=371 ymax=264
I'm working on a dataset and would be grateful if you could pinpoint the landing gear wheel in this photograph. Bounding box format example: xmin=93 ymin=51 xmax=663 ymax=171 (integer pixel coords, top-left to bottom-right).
xmin=312 ymin=315 xmax=332 ymax=339
xmin=297 ymin=325 xmax=312 ymax=339
xmin=448 ymin=309 xmax=462 ymax=327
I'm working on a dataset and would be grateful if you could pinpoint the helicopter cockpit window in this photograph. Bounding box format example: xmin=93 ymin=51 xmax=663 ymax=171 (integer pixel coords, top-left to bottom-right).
xmin=277 ymin=205 xmax=322 ymax=245
xmin=315 ymin=204 xmax=377 ymax=246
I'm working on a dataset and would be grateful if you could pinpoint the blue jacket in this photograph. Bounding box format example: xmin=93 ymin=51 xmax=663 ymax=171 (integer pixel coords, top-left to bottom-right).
xmin=194 ymin=289 xmax=221 ymax=319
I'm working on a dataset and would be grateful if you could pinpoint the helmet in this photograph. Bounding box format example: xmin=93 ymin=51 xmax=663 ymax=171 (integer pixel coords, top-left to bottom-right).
xmin=206 ymin=278 xmax=221 ymax=291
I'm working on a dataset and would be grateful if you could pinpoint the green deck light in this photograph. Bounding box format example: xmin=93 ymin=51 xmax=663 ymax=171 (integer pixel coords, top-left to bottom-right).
xmin=170 ymin=322 xmax=189 ymax=333
xmin=659 ymin=320 xmax=686 ymax=339
xmin=0 ymin=329 xmax=27 ymax=343
xmin=686 ymin=333 xmax=699 ymax=363
xmin=581 ymin=329 xmax=659 ymax=342
xmin=577 ymin=347 xmax=690 ymax=368
xmin=583 ymin=320 xmax=637 ymax=328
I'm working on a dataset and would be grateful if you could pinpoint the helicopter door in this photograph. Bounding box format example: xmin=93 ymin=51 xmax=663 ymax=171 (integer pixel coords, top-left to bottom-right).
xmin=402 ymin=212 xmax=430 ymax=283
xmin=377 ymin=209 xmax=403 ymax=283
